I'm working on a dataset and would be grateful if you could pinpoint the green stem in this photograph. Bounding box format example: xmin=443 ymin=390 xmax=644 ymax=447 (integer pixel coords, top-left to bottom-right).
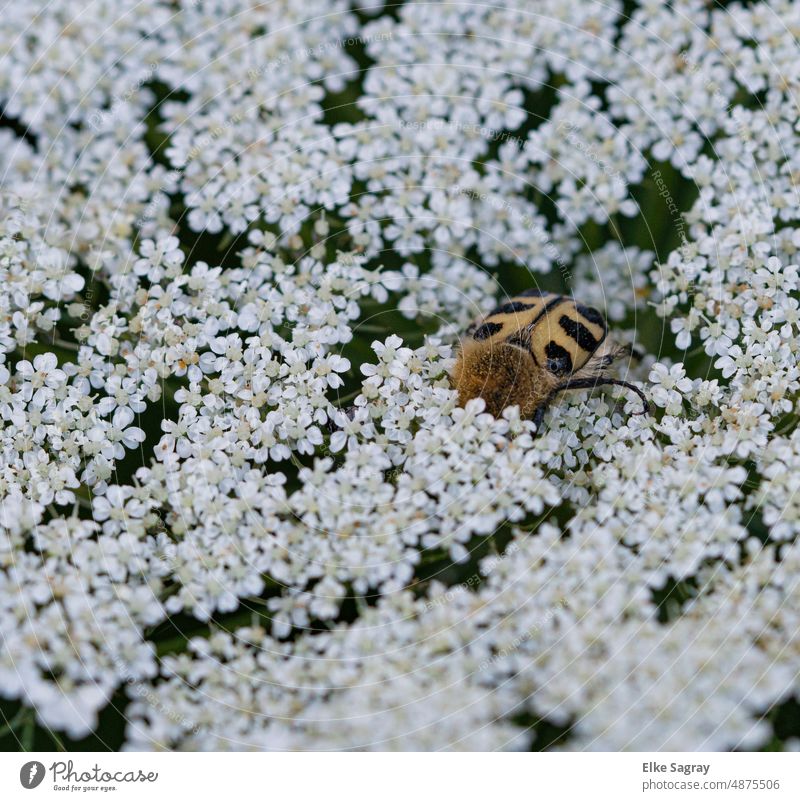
xmin=332 ymin=388 xmax=362 ymax=407
xmin=50 ymin=337 xmax=80 ymax=352
xmin=0 ymin=707 xmax=28 ymax=739
xmin=20 ymin=710 xmax=36 ymax=751
xmin=46 ymin=727 xmax=66 ymax=752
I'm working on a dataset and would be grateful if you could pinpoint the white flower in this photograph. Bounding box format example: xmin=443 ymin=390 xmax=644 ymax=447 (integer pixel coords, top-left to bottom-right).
xmin=16 ymin=353 xmax=67 ymax=406
xmin=648 ymin=363 xmax=692 ymax=413
xmin=134 ymin=235 xmax=184 ymax=282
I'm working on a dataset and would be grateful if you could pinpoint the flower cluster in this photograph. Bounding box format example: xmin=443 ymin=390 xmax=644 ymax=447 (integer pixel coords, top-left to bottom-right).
xmin=2 ymin=0 xmax=800 ymax=751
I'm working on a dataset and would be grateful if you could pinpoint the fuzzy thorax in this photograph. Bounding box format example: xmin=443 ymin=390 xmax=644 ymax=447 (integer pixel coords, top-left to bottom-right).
xmin=451 ymin=341 xmax=556 ymax=418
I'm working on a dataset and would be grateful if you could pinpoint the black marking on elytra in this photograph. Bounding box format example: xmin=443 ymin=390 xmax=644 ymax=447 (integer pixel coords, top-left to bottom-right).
xmin=576 ymin=304 xmax=606 ymax=328
xmin=545 ymin=341 xmax=573 ymax=376
xmin=518 ymin=288 xmax=551 ymax=298
xmin=488 ymin=300 xmax=534 ymax=316
xmin=473 ymin=321 xmax=503 ymax=340
xmin=559 ymin=315 xmax=599 ymax=352
xmin=527 ymin=295 xmax=566 ymax=333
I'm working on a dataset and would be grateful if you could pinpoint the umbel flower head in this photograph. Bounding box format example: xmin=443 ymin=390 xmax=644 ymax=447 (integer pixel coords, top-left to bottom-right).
xmin=1 ymin=0 xmax=800 ymax=751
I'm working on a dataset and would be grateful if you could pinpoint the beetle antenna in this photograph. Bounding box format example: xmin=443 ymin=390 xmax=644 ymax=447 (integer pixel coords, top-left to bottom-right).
xmin=615 ymin=343 xmax=646 ymax=362
xmin=555 ymin=377 xmax=650 ymax=415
